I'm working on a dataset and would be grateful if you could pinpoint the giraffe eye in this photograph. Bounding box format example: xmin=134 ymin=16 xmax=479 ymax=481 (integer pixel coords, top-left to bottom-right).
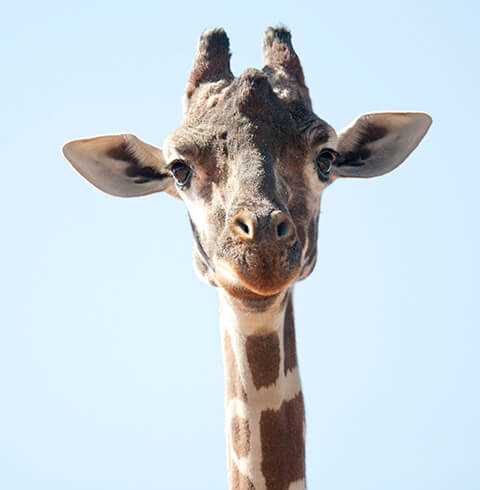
xmin=169 ymin=160 xmax=192 ymax=187
xmin=315 ymin=149 xmax=338 ymax=180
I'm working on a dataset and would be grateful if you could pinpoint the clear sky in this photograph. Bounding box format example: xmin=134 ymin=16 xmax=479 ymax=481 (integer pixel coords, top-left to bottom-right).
xmin=1 ymin=1 xmax=479 ymax=489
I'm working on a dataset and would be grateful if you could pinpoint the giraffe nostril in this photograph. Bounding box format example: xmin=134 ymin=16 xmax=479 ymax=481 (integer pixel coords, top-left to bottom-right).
xmin=271 ymin=210 xmax=294 ymax=242
xmin=236 ymin=218 xmax=250 ymax=235
xmin=232 ymin=209 xmax=294 ymax=243
xmin=233 ymin=214 xmax=254 ymax=240
xmin=276 ymin=220 xmax=290 ymax=239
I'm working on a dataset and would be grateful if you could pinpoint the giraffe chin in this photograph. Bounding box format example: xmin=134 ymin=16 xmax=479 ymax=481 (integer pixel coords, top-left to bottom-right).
xmin=215 ymin=259 xmax=295 ymax=300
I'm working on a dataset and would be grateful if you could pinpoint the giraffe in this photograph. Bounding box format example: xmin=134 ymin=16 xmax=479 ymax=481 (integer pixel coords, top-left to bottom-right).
xmin=62 ymin=27 xmax=431 ymax=490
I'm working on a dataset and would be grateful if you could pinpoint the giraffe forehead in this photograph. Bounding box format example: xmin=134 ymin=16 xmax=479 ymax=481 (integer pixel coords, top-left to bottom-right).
xmin=183 ymin=73 xmax=299 ymax=139
xmin=170 ymin=67 xmax=337 ymax=170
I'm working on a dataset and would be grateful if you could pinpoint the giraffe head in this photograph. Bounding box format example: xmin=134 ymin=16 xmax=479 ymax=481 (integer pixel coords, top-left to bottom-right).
xmin=63 ymin=27 xmax=431 ymax=307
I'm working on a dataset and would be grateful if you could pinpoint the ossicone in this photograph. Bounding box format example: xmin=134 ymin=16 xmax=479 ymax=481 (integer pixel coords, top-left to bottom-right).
xmin=186 ymin=28 xmax=234 ymax=99
xmin=262 ymin=26 xmax=305 ymax=86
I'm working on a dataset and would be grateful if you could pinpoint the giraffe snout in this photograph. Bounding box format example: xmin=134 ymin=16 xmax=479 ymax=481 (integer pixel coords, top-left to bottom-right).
xmin=231 ymin=209 xmax=296 ymax=245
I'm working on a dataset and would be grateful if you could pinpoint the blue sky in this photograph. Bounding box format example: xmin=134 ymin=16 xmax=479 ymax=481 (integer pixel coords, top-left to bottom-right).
xmin=1 ymin=1 xmax=479 ymax=489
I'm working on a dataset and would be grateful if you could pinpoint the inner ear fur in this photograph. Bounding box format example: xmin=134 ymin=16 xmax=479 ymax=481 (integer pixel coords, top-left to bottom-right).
xmin=63 ymin=134 xmax=174 ymax=197
xmin=333 ymin=112 xmax=432 ymax=178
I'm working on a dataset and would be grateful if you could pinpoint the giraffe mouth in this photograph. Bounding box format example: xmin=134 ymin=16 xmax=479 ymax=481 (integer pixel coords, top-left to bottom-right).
xmin=215 ymin=259 xmax=298 ymax=299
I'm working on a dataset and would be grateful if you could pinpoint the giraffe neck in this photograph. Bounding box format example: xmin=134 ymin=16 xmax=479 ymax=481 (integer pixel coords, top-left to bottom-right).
xmin=219 ymin=288 xmax=306 ymax=490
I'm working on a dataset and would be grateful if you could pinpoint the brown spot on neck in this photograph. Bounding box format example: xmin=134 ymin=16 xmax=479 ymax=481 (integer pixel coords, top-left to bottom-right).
xmin=245 ymin=332 xmax=280 ymax=390
xmin=260 ymin=392 xmax=305 ymax=489
xmin=230 ymin=415 xmax=250 ymax=459
xmin=283 ymin=295 xmax=298 ymax=375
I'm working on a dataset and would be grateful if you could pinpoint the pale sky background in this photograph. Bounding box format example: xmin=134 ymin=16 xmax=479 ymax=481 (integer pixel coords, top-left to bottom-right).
xmin=1 ymin=1 xmax=479 ymax=489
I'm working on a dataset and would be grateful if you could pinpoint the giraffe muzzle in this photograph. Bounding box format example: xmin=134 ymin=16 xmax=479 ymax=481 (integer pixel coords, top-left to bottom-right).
xmin=215 ymin=238 xmax=302 ymax=298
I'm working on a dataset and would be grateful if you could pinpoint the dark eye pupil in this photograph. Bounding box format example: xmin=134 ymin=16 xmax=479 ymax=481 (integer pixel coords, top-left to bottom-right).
xmin=315 ymin=150 xmax=337 ymax=180
xmin=171 ymin=161 xmax=192 ymax=186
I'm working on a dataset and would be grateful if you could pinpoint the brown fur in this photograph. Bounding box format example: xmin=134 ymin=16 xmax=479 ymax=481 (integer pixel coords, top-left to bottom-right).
xmin=236 ymin=69 xmax=275 ymax=118
xmin=260 ymin=392 xmax=306 ymax=489
xmin=283 ymin=295 xmax=298 ymax=375
xmin=245 ymin=332 xmax=281 ymax=390
xmin=230 ymin=415 xmax=251 ymax=459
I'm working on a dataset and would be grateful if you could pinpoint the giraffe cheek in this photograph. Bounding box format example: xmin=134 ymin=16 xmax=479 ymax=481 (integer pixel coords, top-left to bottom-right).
xmin=192 ymin=249 xmax=217 ymax=286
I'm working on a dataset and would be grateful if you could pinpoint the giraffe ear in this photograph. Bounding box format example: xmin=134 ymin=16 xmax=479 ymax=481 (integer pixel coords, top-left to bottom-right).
xmin=63 ymin=134 xmax=175 ymax=197
xmin=333 ymin=112 xmax=432 ymax=178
